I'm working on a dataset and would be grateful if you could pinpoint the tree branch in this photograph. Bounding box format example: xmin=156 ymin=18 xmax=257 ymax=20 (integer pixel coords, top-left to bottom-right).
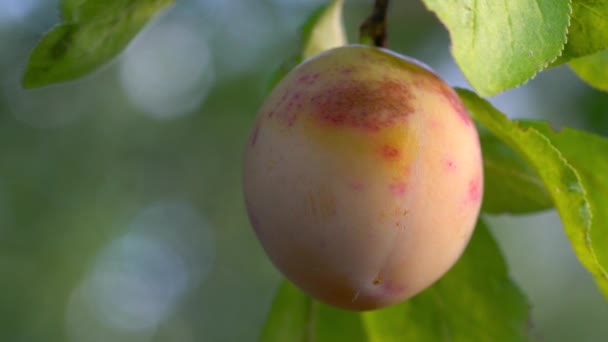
xmin=359 ymin=0 xmax=390 ymax=47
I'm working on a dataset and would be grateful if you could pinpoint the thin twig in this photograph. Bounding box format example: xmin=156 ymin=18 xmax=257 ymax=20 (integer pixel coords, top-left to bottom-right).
xmin=359 ymin=0 xmax=390 ymax=47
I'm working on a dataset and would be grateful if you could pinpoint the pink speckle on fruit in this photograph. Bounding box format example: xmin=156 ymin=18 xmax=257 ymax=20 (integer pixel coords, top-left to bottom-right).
xmin=382 ymin=281 xmax=406 ymax=295
xmin=467 ymin=177 xmax=482 ymax=203
xmin=380 ymin=145 xmax=400 ymax=160
xmin=388 ymin=182 xmax=407 ymax=196
xmin=296 ymin=73 xmax=319 ymax=86
xmin=445 ymin=159 xmax=457 ymax=171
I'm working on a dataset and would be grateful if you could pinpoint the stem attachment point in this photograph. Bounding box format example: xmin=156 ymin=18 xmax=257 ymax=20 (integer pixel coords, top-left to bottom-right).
xmin=359 ymin=0 xmax=390 ymax=48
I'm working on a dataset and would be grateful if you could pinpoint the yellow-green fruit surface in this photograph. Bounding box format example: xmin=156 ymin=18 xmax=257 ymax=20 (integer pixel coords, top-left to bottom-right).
xmin=243 ymin=45 xmax=483 ymax=311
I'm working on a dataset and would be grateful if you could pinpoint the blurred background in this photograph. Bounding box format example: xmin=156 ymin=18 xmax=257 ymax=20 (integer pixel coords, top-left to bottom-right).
xmin=0 ymin=0 xmax=607 ymax=341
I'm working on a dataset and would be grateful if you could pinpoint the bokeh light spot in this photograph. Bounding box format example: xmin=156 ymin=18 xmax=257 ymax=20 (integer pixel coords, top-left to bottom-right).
xmin=0 ymin=0 xmax=39 ymax=22
xmin=66 ymin=199 xmax=215 ymax=340
xmin=119 ymin=19 xmax=214 ymax=120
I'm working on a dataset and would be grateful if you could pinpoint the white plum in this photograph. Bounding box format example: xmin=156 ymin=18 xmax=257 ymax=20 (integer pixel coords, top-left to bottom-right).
xmin=243 ymin=45 xmax=483 ymax=311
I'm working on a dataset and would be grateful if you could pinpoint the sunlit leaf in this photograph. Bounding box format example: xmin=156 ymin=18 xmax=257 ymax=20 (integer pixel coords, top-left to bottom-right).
xmin=479 ymin=130 xmax=553 ymax=214
xmin=363 ymin=221 xmax=531 ymax=341
xmin=422 ymin=0 xmax=570 ymax=96
xmin=260 ymin=281 xmax=316 ymax=342
xmin=458 ymin=89 xmax=608 ymax=300
xmin=560 ymin=0 xmax=608 ymax=61
xmin=301 ymin=0 xmax=346 ymax=59
xmin=569 ymin=50 xmax=608 ymax=92
xmin=260 ymin=222 xmax=531 ymax=341
xmin=265 ymin=0 xmax=346 ymax=93
xmin=260 ymin=281 xmax=367 ymax=341
xmin=23 ymin=0 xmax=175 ymax=88
xmin=61 ymin=0 xmax=87 ymax=20
xmin=519 ymin=120 xmax=608 ymax=298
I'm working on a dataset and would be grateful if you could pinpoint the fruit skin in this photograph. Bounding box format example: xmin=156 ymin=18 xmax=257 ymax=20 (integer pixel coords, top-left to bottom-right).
xmin=243 ymin=45 xmax=483 ymax=311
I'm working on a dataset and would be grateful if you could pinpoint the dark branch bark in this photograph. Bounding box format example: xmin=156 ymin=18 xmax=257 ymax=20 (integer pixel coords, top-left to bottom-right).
xmin=359 ymin=0 xmax=390 ymax=47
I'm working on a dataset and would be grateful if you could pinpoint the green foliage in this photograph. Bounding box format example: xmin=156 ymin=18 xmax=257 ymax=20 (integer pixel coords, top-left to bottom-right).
xmin=479 ymin=131 xmax=553 ymax=214
xmin=261 ymin=222 xmax=532 ymax=342
xmin=561 ymin=1 xmax=608 ymax=60
xmin=421 ymin=0 xmax=570 ymax=96
xmin=301 ymin=0 xmax=346 ymax=59
xmin=265 ymin=0 xmax=346 ymax=93
xmin=15 ymin=0 xmax=608 ymax=339
xmin=22 ymin=0 xmax=174 ymax=88
xmin=458 ymin=89 xmax=608 ymax=300
xmin=261 ymin=282 xmax=368 ymax=341
xmin=519 ymin=121 xmax=608 ymax=298
xmin=570 ymin=50 xmax=608 ymax=92
xmin=260 ymin=281 xmax=317 ymax=341
xmin=23 ymin=0 xmax=608 ymax=93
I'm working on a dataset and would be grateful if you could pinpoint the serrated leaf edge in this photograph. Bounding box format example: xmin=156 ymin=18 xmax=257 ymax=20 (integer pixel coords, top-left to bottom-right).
xmin=519 ymin=123 xmax=608 ymax=284
xmin=484 ymin=0 xmax=574 ymax=96
xmin=460 ymin=88 xmax=608 ymax=297
xmin=422 ymin=1 xmax=574 ymax=97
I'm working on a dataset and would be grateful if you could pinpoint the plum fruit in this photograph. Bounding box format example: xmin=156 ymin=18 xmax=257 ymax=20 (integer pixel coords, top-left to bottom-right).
xmin=243 ymin=45 xmax=483 ymax=311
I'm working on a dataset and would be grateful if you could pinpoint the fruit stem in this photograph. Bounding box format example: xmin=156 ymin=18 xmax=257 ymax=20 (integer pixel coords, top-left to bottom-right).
xmin=359 ymin=0 xmax=390 ymax=47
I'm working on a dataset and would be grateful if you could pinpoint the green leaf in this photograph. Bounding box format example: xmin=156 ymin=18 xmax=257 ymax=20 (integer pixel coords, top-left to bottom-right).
xmin=23 ymin=0 xmax=175 ymax=88
xmin=265 ymin=0 xmax=346 ymax=93
xmin=479 ymin=130 xmax=553 ymax=214
xmin=569 ymin=50 xmax=608 ymax=92
xmin=362 ymin=221 xmax=531 ymax=341
xmin=301 ymin=0 xmax=346 ymax=59
xmin=519 ymin=121 xmax=608 ymax=298
xmin=260 ymin=222 xmax=531 ymax=341
xmin=260 ymin=281 xmax=368 ymax=342
xmin=457 ymin=88 xmax=608 ymax=300
xmin=260 ymin=281 xmax=316 ymax=342
xmin=421 ymin=0 xmax=570 ymax=96
xmin=560 ymin=0 xmax=608 ymax=61
xmin=61 ymin=0 xmax=87 ymax=21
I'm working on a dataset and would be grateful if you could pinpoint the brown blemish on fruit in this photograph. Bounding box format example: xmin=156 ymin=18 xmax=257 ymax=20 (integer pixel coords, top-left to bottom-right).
xmin=373 ymin=276 xmax=383 ymax=285
xmin=436 ymin=83 xmax=472 ymax=126
xmin=310 ymin=79 xmax=414 ymax=131
xmin=340 ymin=67 xmax=355 ymax=75
xmin=388 ymin=182 xmax=407 ymax=196
xmin=349 ymin=180 xmax=366 ymax=192
xmin=380 ymin=144 xmax=400 ymax=160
